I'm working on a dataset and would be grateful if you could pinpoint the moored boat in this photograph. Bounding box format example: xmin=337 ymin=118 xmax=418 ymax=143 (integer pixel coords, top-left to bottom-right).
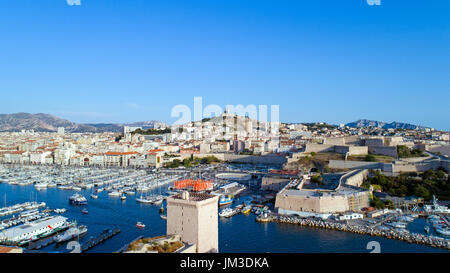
xmin=69 ymin=194 xmax=88 ymax=205
xmin=219 ymin=195 xmax=233 ymax=206
xmin=241 ymin=205 xmax=252 ymax=214
xmin=54 ymin=225 xmax=88 ymax=243
xmin=219 ymin=207 xmax=234 ymax=217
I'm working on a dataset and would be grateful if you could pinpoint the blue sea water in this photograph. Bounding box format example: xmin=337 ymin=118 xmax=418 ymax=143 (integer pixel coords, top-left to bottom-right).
xmin=0 ymin=183 xmax=448 ymax=253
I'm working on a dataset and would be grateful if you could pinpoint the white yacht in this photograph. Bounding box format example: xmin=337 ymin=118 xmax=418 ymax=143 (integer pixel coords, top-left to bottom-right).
xmin=108 ymin=191 xmax=121 ymax=197
xmin=54 ymin=208 xmax=67 ymax=214
xmin=136 ymin=195 xmax=153 ymax=204
xmin=385 ymin=221 xmax=407 ymax=229
xmin=34 ymin=183 xmax=48 ymax=190
xmin=219 ymin=207 xmax=234 ymax=217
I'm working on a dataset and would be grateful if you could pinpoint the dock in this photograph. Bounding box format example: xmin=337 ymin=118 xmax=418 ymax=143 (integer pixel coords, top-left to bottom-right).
xmin=27 ymin=236 xmax=56 ymax=250
xmin=80 ymin=228 xmax=120 ymax=252
xmin=115 ymin=235 xmax=142 ymax=253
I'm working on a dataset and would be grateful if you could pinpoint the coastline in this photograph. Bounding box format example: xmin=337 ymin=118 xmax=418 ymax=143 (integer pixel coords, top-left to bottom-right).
xmin=257 ymin=214 xmax=450 ymax=250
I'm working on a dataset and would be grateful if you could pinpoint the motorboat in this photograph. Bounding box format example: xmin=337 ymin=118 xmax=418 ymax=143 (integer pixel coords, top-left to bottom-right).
xmin=241 ymin=205 xmax=252 ymax=214
xmin=108 ymin=191 xmax=121 ymax=197
xmin=81 ymin=209 xmax=88 ymax=214
xmin=398 ymin=215 xmax=414 ymax=222
xmin=53 ymin=208 xmax=66 ymax=214
xmin=121 ymin=195 xmax=126 ymax=201
xmin=34 ymin=183 xmax=48 ymax=190
xmin=69 ymin=194 xmax=88 ymax=205
xmin=90 ymin=194 xmax=98 ymax=199
xmin=385 ymin=221 xmax=407 ymax=229
xmin=136 ymin=222 xmax=145 ymax=228
xmin=219 ymin=195 xmax=233 ymax=206
xmin=219 ymin=207 xmax=234 ymax=217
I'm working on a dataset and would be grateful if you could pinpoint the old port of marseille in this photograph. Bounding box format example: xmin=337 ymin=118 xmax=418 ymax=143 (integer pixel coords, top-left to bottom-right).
xmin=0 ymin=162 xmax=448 ymax=253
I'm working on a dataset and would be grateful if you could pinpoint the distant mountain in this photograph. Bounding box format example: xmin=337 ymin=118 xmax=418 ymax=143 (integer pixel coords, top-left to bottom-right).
xmin=125 ymin=120 xmax=167 ymax=129
xmin=0 ymin=113 xmax=93 ymax=132
xmin=84 ymin=123 xmax=123 ymax=133
xmin=0 ymin=113 xmax=170 ymax=133
xmin=345 ymin=119 xmax=428 ymax=130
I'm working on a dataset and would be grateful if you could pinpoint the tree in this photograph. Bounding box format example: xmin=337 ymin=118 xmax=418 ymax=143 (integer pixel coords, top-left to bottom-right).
xmin=365 ymin=154 xmax=376 ymax=162
xmin=311 ymin=175 xmax=322 ymax=184
xmin=413 ymin=185 xmax=430 ymax=200
xmin=436 ymin=170 xmax=446 ymax=179
xmin=370 ymin=195 xmax=385 ymax=209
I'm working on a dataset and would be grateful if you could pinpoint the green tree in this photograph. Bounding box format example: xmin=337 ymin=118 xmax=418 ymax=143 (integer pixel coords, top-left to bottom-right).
xmin=365 ymin=154 xmax=376 ymax=162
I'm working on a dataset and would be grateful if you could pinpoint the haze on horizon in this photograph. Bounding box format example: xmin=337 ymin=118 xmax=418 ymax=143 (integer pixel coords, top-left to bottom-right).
xmin=0 ymin=1 xmax=449 ymax=130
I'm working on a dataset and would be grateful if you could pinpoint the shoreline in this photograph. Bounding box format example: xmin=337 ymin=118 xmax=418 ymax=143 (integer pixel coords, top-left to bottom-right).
xmin=257 ymin=214 xmax=450 ymax=250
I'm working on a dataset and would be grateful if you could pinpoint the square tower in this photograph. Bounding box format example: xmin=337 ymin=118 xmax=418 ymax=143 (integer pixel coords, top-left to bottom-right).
xmin=166 ymin=191 xmax=219 ymax=253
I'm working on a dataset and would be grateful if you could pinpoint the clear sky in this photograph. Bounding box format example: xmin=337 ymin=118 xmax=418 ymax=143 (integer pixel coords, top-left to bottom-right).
xmin=0 ymin=0 xmax=449 ymax=130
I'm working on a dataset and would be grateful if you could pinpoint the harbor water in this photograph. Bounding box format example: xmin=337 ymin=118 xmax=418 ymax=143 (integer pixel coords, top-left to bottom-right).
xmin=0 ymin=183 xmax=448 ymax=253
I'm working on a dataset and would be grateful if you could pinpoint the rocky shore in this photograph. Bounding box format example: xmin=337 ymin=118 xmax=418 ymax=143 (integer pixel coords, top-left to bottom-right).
xmin=257 ymin=215 xmax=450 ymax=250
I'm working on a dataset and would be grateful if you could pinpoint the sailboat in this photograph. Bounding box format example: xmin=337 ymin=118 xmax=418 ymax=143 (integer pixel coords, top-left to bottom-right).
xmin=136 ymin=192 xmax=152 ymax=204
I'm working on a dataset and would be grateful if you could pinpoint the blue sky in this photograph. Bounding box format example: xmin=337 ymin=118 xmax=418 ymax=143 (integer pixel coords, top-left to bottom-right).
xmin=0 ymin=0 xmax=449 ymax=130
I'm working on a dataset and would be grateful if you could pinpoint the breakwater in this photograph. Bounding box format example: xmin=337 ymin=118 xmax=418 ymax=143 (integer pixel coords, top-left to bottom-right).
xmin=257 ymin=215 xmax=450 ymax=250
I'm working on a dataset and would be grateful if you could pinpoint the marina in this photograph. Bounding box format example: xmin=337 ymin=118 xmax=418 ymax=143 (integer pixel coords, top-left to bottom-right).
xmin=0 ymin=164 xmax=448 ymax=253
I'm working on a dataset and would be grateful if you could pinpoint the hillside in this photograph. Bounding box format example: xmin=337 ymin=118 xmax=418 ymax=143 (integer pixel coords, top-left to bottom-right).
xmin=0 ymin=113 xmax=122 ymax=133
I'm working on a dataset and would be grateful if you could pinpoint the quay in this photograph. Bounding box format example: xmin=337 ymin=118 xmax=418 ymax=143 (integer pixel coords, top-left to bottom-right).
xmin=115 ymin=235 xmax=143 ymax=253
xmin=80 ymin=228 xmax=120 ymax=252
xmin=27 ymin=236 xmax=57 ymax=250
xmin=256 ymin=214 xmax=450 ymax=250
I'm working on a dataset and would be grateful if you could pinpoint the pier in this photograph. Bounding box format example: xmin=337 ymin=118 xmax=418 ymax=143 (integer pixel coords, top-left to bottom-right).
xmin=27 ymin=236 xmax=57 ymax=250
xmin=80 ymin=228 xmax=120 ymax=252
xmin=257 ymin=214 xmax=450 ymax=250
